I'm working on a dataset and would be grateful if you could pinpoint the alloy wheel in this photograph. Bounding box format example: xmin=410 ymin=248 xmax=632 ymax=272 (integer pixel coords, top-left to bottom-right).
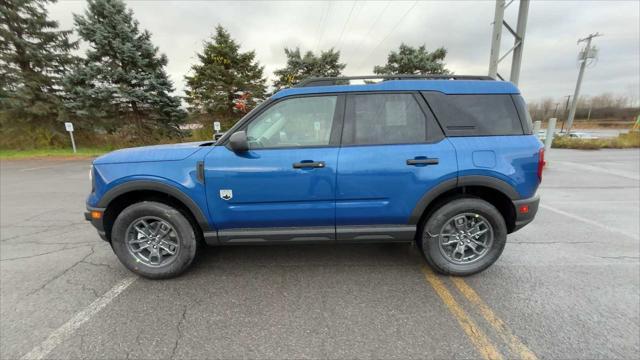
xmin=437 ymin=213 xmax=494 ymax=264
xmin=125 ymin=216 xmax=180 ymax=267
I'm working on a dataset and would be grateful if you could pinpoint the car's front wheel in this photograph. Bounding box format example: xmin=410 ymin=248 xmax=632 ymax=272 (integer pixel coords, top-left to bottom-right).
xmin=111 ymin=201 xmax=198 ymax=279
xmin=421 ymin=197 xmax=507 ymax=276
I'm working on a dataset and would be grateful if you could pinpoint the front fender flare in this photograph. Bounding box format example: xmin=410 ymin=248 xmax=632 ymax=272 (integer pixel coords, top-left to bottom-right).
xmin=98 ymin=180 xmax=211 ymax=231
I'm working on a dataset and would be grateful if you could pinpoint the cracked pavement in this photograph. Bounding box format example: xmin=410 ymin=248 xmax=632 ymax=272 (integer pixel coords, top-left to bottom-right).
xmin=1 ymin=149 xmax=639 ymax=359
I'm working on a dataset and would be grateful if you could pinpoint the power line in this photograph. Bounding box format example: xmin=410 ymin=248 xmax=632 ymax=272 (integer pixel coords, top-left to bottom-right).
xmin=345 ymin=0 xmax=391 ymax=65
xmin=315 ymin=1 xmax=333 ymax=51
xmin=355 ymin=1 xmax=419 ymax=71
xmin=334 ymin=0 xmax=357 ymax=51
xmin=314 ymin=1 xmax=330 ymax=49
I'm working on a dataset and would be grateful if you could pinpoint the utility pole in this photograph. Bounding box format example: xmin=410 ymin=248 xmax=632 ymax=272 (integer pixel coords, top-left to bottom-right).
xmin=488 ymin=0 xmax=505 ymax=79
xmin=509 ymin=0 xmax=529 ymax=85
xmin=564 ymin=95 xmax=571 ymax=115
xmin=565 ymin=33 xmax=602 ymax=133
xmin=488 ymin=0 xmax=530 ymax=86
xmin=560 ymin=95 xmax=571 ymax=132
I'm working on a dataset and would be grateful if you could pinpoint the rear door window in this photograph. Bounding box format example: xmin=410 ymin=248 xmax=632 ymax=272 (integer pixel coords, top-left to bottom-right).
xmin=343 ymin=93 xmax=428 ymax=145
xmin=421 ymin=92 xmax=524 ymax=136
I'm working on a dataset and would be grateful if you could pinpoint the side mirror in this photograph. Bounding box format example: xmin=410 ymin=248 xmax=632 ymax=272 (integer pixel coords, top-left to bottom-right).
xmin=228 ymin=131 xmax=249 ymax=153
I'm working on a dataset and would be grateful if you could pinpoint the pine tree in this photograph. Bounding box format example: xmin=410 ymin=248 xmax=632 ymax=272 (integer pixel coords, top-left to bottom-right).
xmin=273 ymin=48 xmax=345 ymax=90
xmin=373 ymin=44 xmax=451 ymax=75
xmin=65 ymin=0 xmax=185 ymax=137
xmin=184 ymin=25 xmax=266 ymax=127
xmin=0 ymin=0 xmax=77 ymax=145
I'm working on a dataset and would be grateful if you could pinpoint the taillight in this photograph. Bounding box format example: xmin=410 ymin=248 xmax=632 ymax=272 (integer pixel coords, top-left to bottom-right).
xmin=537 ymin=149 xmax=545 ymax=182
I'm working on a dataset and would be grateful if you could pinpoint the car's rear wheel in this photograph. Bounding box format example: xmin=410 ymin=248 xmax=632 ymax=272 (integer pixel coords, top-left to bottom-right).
xmin=111 ymin=201 xmax=198 ymax=279
xmin=421 ymin=197 xmax=507 ymax=276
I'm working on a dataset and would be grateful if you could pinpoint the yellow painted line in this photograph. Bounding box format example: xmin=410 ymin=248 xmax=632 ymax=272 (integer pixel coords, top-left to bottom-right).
xmin=451 ymin=277 xmax=538 ymax=360
xmin=421 ymin=266 xmax=504 ymax=360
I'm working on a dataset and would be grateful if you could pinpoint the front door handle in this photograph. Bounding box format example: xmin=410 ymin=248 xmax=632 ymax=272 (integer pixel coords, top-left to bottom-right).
xmin=406 ymin=157 xmax=439 ymax=166
xmin=293 ymin=161 xmax=325 ymax=169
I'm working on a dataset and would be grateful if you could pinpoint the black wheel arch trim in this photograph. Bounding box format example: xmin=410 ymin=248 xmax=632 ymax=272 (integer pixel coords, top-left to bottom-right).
xmin=457 ymin=175 xmax=521 ymax=200
xmin=97 ymin=180 xmax=211 ymax=231
xmin=408 ymin=175 xmax=521 ymax=225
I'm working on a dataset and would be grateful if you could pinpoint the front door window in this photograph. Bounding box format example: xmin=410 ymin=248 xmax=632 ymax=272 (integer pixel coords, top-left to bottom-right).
xmin=246 ymin=96 xmax=337 ymax=148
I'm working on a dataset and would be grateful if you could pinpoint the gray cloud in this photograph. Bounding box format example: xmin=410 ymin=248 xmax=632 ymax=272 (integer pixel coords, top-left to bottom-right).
xmin=48 ymin=0 xmax=639 ymax=103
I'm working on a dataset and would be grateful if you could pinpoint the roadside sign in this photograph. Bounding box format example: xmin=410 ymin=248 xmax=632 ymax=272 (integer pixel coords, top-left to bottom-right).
xmin=64 ymin=122 xmax=76 ymax=153
xmin=213 ymin=122 xmax=221 ymax=132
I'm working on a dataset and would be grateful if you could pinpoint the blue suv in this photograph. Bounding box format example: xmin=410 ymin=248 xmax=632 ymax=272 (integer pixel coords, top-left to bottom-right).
xmin=85 ymin=75 xmax=543 ymax=279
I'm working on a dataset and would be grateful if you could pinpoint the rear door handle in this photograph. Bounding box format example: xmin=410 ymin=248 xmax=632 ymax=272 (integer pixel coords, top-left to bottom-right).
xmin=293 ymin=161 xmax=325 ymax=169
xmin=406 ymin=158 xmax=439 ymax=166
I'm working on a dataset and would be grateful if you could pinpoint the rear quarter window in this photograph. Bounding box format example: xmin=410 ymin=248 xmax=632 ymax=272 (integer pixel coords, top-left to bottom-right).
xmin=421 ymin=92 xmax=524 ymax=136
xmin=512 ymin=95 xmax=534 ymax=135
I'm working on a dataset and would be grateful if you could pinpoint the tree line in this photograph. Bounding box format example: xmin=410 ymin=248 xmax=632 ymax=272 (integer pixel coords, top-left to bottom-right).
xmin=0 ymin=0 xmax=451 ymax=149
xmin=527 ymin=93 xmax=638 ymax=124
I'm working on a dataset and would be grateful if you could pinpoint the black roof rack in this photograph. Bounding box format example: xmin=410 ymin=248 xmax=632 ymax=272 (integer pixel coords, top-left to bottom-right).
xmin=296 ymin=74 xmax=494 ymax=87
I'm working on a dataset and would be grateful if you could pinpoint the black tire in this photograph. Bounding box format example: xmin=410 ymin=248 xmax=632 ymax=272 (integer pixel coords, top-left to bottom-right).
xmin=420 ymin=197 xmax=507 ymax=276
xmin=111 ymin=201 xmax=198 ymax=279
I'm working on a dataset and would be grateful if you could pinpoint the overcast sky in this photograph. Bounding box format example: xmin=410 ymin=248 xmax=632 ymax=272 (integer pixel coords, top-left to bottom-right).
xmin=48 ymin=0 xmax=640 ymax=104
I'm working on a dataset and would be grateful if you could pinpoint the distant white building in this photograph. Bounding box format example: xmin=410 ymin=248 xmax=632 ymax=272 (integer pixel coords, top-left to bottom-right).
xmin=179 ymin=123 xmax=204 ymax=130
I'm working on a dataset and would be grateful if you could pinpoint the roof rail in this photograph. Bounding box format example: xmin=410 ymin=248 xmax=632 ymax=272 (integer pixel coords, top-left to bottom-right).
xmin=296 ymin=74 xmax=494 ymax=87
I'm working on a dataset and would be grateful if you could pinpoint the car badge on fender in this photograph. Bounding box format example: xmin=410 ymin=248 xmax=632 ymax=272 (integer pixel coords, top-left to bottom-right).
xmin=219 ymin=189 xmax=233 ymax=200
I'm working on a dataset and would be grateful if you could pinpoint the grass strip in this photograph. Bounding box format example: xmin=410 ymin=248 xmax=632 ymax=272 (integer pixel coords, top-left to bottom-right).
xmin=0 ymin=147 xmax=111 ymax=160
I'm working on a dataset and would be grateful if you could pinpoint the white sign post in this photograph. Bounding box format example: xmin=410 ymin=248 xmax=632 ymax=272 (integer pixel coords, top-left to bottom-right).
xmin=213 ymin=121 xmax=221 ymax=140
xmin=65 ymin=122 xmax=77 ymax=153
xmin=544 ymin=118 xmax=557 ymax=153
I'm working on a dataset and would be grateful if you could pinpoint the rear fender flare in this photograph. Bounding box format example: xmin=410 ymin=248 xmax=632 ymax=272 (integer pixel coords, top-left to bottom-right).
xmin=408 ymin=175 xmax=520 ymax=225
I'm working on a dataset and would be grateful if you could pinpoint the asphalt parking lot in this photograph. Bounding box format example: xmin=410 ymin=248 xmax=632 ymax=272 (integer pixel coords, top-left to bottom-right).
xmin=1 ymin=148 xmax=639 ymax=360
